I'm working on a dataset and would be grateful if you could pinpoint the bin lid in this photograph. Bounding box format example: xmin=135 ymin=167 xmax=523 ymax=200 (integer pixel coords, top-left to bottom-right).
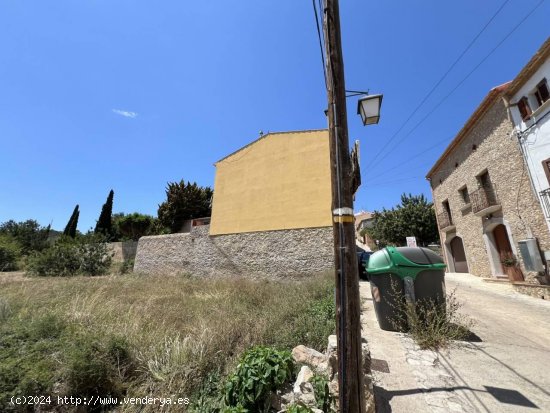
xmin=394 ymin=247 xmax=444 ymax=265
xmin=367 ymin=249 xmax=391 ymax=271
xmin=366 ymin=246 xmax=446 ymax=278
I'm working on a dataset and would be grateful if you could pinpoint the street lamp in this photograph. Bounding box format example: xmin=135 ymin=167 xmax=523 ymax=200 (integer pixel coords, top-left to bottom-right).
xmin=357 ymin=94 xmax=383 ymax=125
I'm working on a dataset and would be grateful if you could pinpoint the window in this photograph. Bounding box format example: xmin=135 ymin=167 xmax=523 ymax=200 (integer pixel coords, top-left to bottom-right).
xmin=542 ymin=158 xmax=550 ymax=187
xmin=518 ymin=97 xmax=532 ymax=120
xmin=535 ymin=78 xmax=550 ymax=107
xmin=459 ymin=186 xmax=470 ymax=204
xmin=477 ymin=170 xmax=491 ymax=189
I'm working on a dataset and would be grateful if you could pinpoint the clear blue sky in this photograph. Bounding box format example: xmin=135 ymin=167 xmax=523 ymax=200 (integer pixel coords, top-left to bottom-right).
xmin=1 ymin=0 xmax=548 ymax=231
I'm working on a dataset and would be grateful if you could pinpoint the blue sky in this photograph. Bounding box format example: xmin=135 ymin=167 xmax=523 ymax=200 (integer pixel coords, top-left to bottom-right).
xmin=0 ymin=1 xmax=548 ymax=231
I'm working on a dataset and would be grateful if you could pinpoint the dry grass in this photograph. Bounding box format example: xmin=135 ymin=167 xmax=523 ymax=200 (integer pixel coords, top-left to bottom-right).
xmin=0 ymin=271 xmax=335 ymax=411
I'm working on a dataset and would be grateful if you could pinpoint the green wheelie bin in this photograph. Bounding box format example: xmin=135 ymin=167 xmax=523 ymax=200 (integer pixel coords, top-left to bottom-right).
xmin=366 ymin=246 xmax=446 ymax=331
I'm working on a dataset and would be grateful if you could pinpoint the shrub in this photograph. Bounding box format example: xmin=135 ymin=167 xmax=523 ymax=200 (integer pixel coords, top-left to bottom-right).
xmin=77 ymin=235 xmax=112 ymax=276
xmin=311 ymin=374 xmax=333 ymax=412
xmin=26 ymin=235 xmax=112 ymax=277
xmin=224 ymin=346 xmax=294 ymax=411
xmin=286 ymin=404 xmax=315 ymax=413
xmin=0 ymin=219 xmax=50 ymax=254
xmin=389 ymin=286 xmax=473 ymax=350
xmin=114 ymin=213 xmax=154 ymax=241
xmin=26 ymin=239 xmax=81 ymax=276
xmin=0 ymin=235 xmax=21 ymax=271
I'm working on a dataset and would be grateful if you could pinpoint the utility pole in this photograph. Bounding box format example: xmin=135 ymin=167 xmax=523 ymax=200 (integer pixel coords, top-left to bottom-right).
xmin=322 ymin=0 xmax=366 ymax=412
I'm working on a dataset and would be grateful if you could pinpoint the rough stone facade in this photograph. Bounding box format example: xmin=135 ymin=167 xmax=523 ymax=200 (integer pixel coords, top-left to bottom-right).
xmin=429 ymin=91 xmax=550 ymax=283
xmin=108 ymin=241 xmax=138 ymax=262
xmin=133 ymin=225 xmax=334 ymax=278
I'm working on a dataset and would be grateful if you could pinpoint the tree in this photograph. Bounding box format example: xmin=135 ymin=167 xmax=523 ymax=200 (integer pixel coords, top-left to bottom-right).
xmin=63 ymin=205 xmax=80 ymax=238
xmin=95 ymin=189 xmax=114 ymax=238
xmin=0 ymin=219 xmax=50 ymax=254
xmin=113 ymin=212 xmax=154 ymax=241
xmin=366 ymin=193 xmax=438 ymax=247
xmin=157 ymin=180 xmax=213 ymax=233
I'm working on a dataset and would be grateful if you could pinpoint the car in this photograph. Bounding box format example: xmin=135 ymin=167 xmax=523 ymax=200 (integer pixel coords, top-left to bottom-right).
xmin=356 ymin=248 xmax=373 ymax=281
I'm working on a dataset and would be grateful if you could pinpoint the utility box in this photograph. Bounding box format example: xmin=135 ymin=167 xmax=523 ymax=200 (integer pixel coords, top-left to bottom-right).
xmin=518 ymin=239 xmax=545 ymax=272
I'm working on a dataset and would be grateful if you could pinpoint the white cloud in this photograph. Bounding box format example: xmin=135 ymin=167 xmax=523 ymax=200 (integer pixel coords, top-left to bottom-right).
xmin=112 ymin=109 xmax=138 ymax=118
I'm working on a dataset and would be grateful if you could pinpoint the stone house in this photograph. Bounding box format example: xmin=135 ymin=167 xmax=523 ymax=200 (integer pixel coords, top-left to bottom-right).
xmin=354 ymin=210 xmax=374 ymax=249
xmin=426 ymin=83 xmax=550 ymax=285
xmin=503 ymin=37 xmax=550 ymax=233
xmin=135 ymin=129 xmax=335 ymax=277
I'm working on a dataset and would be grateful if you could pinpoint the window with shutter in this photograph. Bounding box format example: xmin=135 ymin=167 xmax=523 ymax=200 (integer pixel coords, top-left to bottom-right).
xmin=518 ymin=97 xmax=532 ymax=120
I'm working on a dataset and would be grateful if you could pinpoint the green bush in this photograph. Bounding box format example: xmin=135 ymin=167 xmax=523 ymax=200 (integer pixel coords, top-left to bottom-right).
xmin=26 ymin=239 xmax=81 ymax=276
xmin=0 ymin=235 xmax=21 ymax=272
xmin=77 ymin=235 xmax=112 ymax=276
xmin=113 ymin=213 xmax=154 ymax=241
xmin=0 ymin=220 xmax=50 ymax=254
xmin=26 ymin=235 xmax=112 ymax=277
xmin=224 ymin=346 xmax=294 ymax=412
xmin=310 ymin=374 xmax=334 ymax=412
xmin=286 ymin=404 xmax=315 ymax=413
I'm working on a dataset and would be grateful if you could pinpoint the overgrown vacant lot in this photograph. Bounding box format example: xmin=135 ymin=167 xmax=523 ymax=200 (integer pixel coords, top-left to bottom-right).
xmin=0 ymin=272 xmax=335 ymax=412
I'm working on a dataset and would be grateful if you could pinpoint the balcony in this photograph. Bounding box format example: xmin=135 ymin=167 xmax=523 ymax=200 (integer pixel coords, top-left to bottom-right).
xmin=539 ymin=188 xmax=550 ymax=218
xmin=437 ymin=211 xmax=455 ymax=232
xmin=471 ymin=185 xmax=501 ymax=216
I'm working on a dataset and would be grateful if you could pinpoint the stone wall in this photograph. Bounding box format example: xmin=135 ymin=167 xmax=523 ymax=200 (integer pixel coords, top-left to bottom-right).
xmin=108 ymin=241 xmax=138 ymax=263
xmin=430 ymin=96 xmax=550 ymax=282
xmin=134 ymin=225 xmax=334 ymax=278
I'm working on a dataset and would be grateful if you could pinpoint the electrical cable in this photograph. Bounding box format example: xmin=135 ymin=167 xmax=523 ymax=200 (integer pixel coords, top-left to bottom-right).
xmin=366 ymin=0 xmax=513 ymax=170
xmin=367 ymin=136 xmax=451 ymax=181
xmin=312 ymin=0 xmax=328 ymax=89
xmin=367 ymin=0 xmax=546 ymax=172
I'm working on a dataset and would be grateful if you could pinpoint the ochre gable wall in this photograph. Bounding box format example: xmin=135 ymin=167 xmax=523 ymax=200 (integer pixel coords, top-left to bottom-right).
xmin=210 ymin=130 xmax=331 ymax=235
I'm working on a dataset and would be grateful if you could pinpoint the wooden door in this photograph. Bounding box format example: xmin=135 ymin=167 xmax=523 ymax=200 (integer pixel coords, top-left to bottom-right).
xmin=450 ymin=237 xmax=469 ymax=273
xmin=493 ymin=224 xmax=524 ymax=281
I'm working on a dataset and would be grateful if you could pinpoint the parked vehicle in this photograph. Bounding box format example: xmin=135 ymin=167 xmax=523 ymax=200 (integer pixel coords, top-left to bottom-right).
xmin=356 ymin=248 xmax=373 ymax=281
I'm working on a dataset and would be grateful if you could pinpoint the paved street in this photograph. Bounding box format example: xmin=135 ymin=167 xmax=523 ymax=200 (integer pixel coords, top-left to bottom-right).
xmin=361 ymin=272 xmax=550 ymax=413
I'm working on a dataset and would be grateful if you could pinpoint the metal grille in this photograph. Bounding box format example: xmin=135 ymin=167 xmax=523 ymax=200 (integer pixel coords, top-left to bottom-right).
xmin=471 ymin=185 xmax=499 ymax=214
xmin=539 ymin=188 xmax=550 ymax=218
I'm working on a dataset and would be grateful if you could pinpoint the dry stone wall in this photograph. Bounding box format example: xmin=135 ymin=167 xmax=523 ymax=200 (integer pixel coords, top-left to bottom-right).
xmin=134 ymin=225 xmax=334 ymax=278
xmin=108 ymin=241 xmax=138 ymax=262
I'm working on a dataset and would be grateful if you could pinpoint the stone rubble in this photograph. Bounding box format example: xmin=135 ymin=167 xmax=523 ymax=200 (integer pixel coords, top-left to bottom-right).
xmin=274 ymin=335 xmax=375 ymax=412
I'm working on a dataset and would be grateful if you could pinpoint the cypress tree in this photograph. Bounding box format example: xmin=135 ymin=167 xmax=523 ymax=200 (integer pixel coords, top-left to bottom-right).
xmin=63 ymin=205 xmax=80 ymax=238
xmin=95 ymin=190 xmax=114 ymax=237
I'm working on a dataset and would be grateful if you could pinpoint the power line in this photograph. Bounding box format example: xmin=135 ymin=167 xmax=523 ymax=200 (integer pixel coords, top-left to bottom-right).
xmin=367 ymin=0 xmax=545 ymax=172
xmin=365 ymin=176 xmax=424 ymax=187
xmin=367 ymin=136 xmax=451 ymax=181
xmin=312 ymin=0 xmax=327 ymax=89
xmin=365 ymin=0 xmax=512 ymax=170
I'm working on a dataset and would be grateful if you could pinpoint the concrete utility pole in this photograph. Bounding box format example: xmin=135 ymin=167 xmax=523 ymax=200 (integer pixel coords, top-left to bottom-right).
xmin=322 ymin=0 xmax=366 ymax=412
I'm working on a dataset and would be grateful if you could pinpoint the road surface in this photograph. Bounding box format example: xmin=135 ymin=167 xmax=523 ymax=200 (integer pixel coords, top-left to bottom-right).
xmin=361 ymin=272 xmax=550 ymax=413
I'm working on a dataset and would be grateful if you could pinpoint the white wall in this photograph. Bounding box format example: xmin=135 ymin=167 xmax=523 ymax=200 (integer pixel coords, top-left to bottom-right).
xmin=509 ymin=59 xmax=550 ymax=223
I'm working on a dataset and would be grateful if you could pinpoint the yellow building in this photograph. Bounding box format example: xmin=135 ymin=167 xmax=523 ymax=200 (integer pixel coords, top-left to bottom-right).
xmin=210 ymin=129 xmax=332 ymax=235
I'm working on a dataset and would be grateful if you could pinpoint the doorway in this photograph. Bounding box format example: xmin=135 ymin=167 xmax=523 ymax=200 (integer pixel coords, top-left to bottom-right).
xmin=449 ymin=236 xmax=469 ymax=273
xmin=492 ymin=224 xmax=524 ymax=281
